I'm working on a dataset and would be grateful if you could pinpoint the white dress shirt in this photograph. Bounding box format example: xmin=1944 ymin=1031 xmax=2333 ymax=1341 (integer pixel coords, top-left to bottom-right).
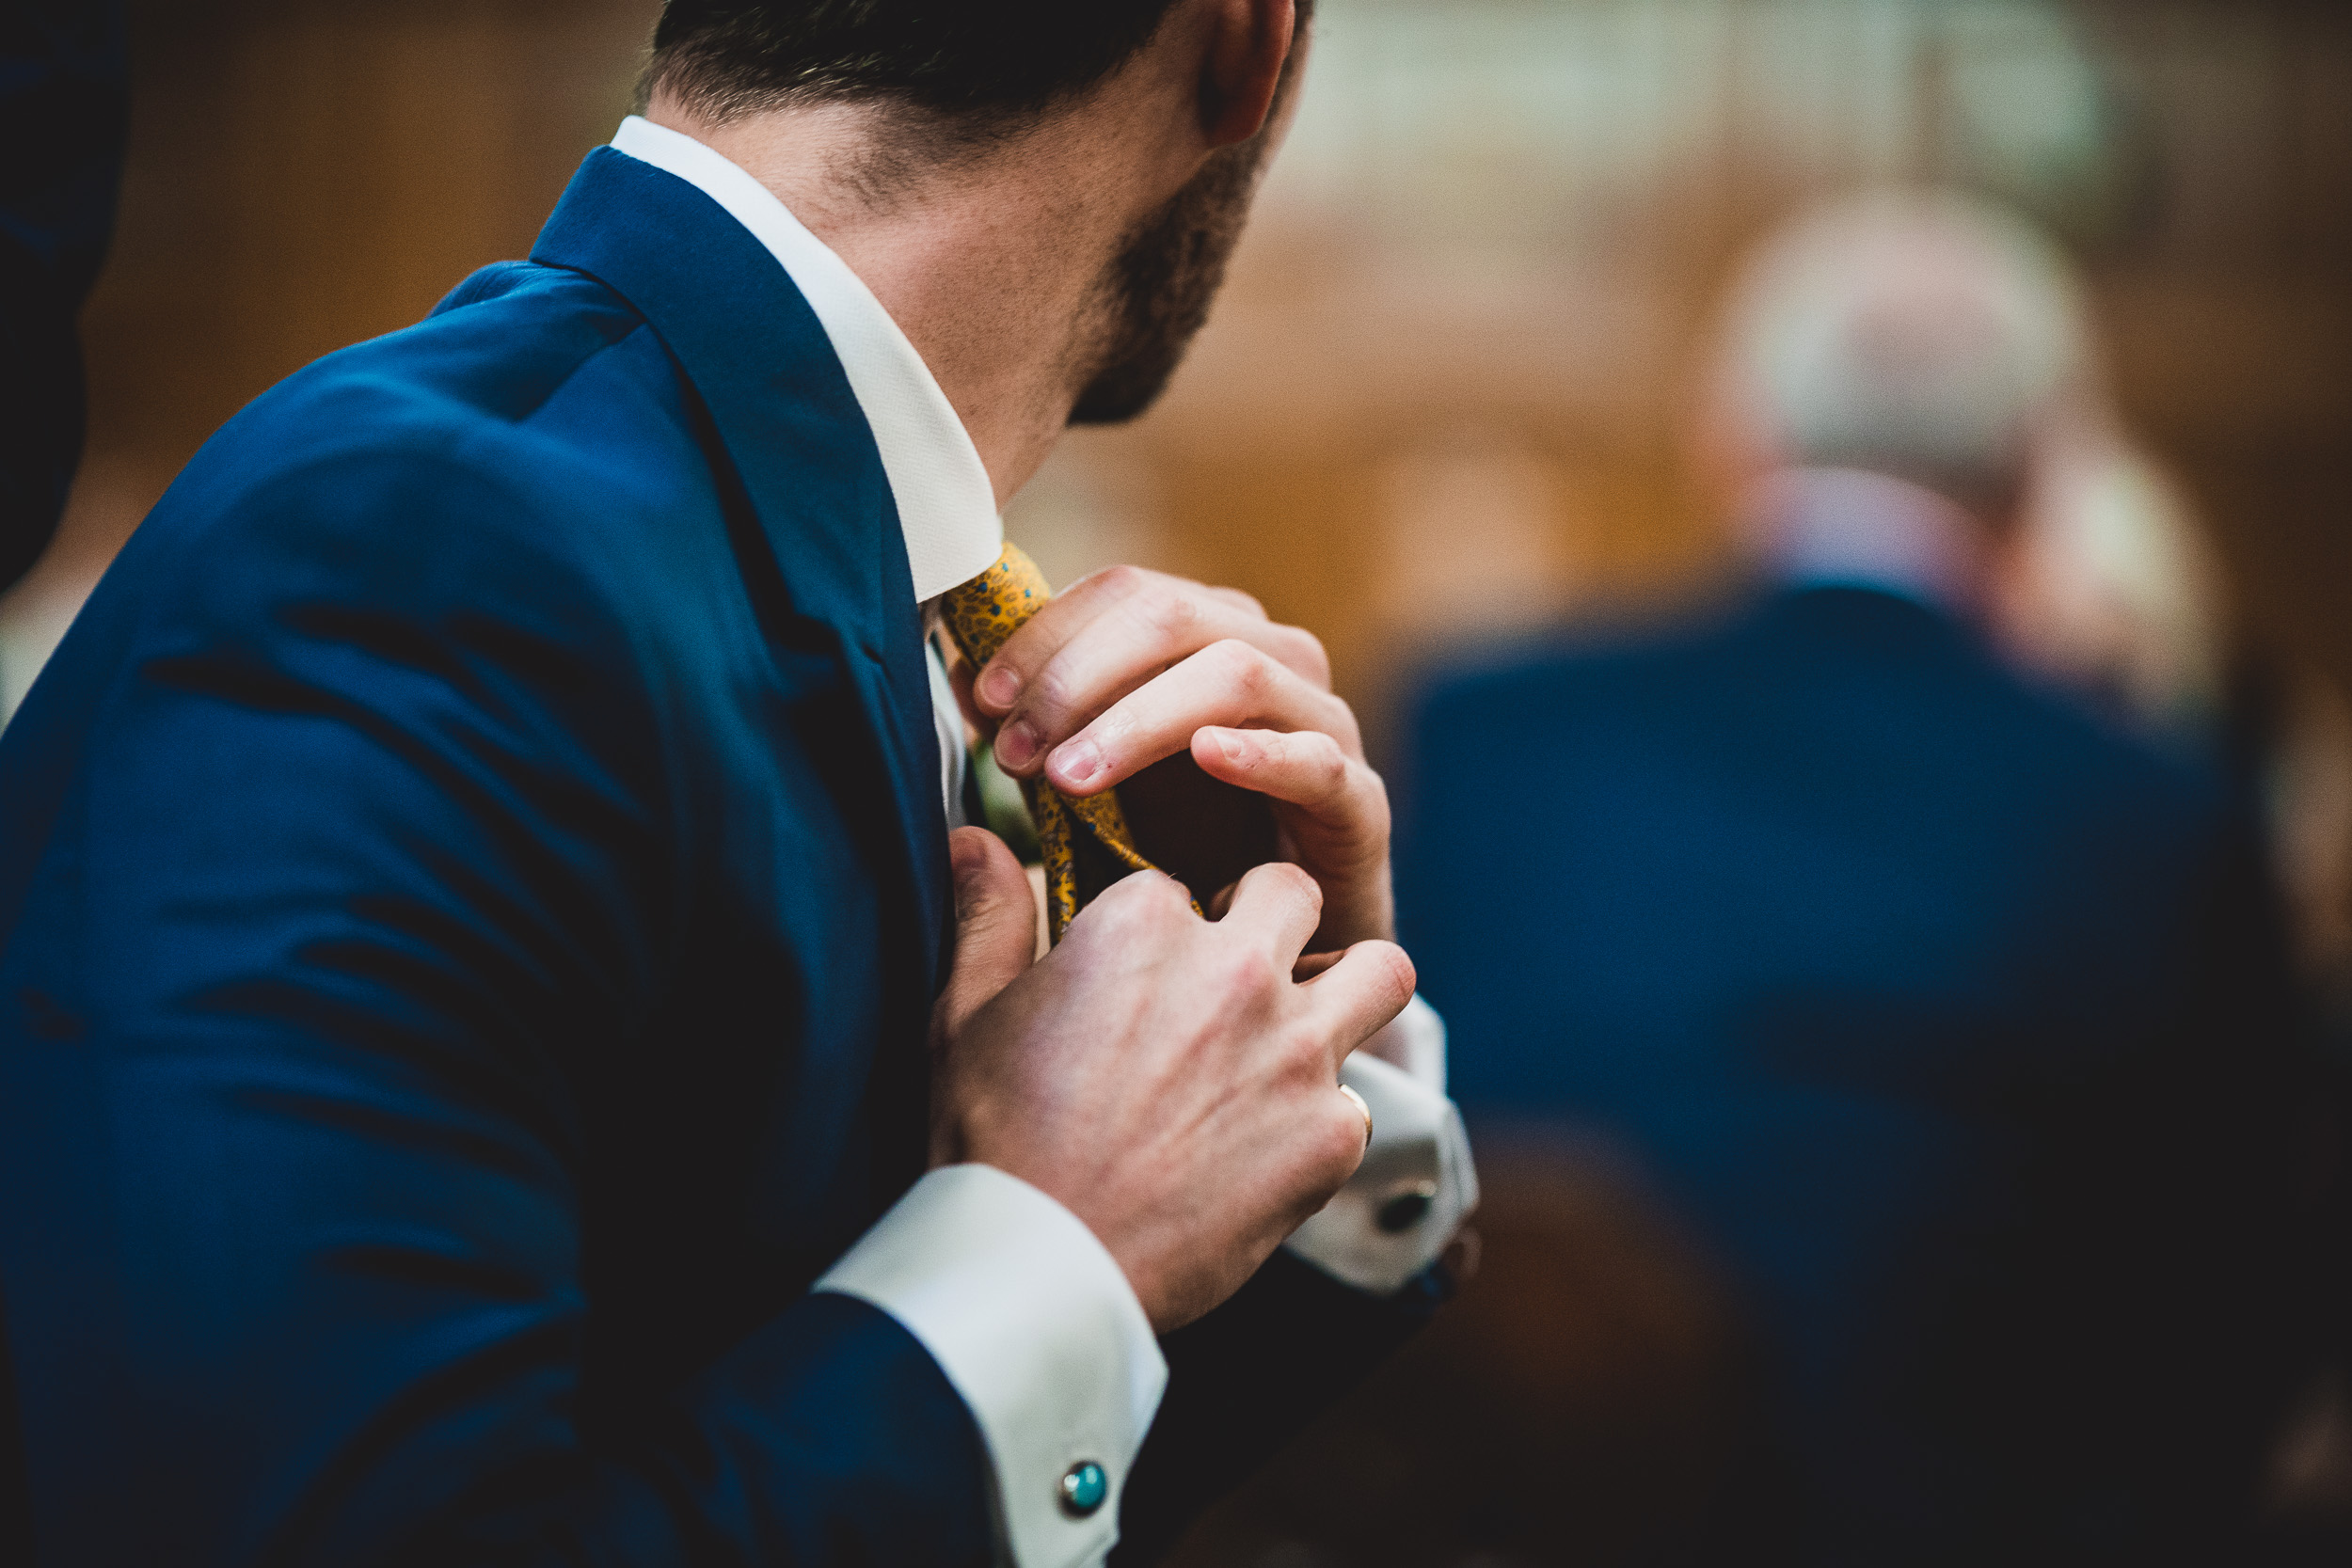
xmin=611 ymin=116 xmax=1476 ymax=1568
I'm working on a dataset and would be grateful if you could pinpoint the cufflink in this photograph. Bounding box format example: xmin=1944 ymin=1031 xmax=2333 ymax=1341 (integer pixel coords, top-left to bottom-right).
xmin=1059 ymin=1460 xmax=1108 ymax=1518
xmin=1375 ymin=1180 xmax=1440 ymax=1234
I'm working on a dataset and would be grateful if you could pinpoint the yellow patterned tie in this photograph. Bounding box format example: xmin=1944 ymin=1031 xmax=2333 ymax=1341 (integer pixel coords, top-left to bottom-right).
xmin=939 ymin=544 xmax=1200 ymax=944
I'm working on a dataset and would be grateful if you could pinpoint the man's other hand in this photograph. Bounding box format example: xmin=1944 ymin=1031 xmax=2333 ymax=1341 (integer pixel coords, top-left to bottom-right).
xmin=931 ymin=827 xmax=1415 ymax=1331
xmin=966 ymin=564 xmax=1394 ymax=951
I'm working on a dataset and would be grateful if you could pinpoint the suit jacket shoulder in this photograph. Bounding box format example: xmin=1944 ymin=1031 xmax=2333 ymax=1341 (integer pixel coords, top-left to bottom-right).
xmin=0 ymin=151 xmax=990 ymax=1568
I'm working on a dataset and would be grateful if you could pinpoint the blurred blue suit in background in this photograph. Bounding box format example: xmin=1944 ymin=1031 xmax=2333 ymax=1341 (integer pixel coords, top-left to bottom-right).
xmin=1403 ymin=571 xmax=2314 ymax=1563
xmin=1399 ymin=196 xmax=2325 ymax=1564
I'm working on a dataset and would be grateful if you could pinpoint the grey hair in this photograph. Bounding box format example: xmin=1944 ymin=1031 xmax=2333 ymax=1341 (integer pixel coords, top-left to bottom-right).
xmin=1716 ymin=190 xmax=2093 ymax=511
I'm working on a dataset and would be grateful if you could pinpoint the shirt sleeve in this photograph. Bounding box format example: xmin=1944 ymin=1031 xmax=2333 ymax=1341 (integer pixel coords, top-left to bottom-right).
xmin=816 ymin=1007 xmax=1473 ymax=1567
xmin=817 ymin=1164 xmax=1168 ymax=1568
xmin=1284 ymin=995 xmax=1480 ymax=1293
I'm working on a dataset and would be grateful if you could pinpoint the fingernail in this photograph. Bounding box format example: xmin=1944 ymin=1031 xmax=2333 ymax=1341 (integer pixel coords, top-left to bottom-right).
xmin=1052 ymin=736 xmax=1105 ymax=787
xmin=995 ymin=720 xmax=1039 ymax=770
xmin=977 ymin=665 xmax=1020 ymax=712
xmin=1211 ymin=727 xmax=1248 ymax=765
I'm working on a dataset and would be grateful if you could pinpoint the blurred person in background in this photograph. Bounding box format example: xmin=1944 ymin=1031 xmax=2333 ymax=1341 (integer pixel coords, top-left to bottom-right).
xmin=1399 ymin=190 xmax=2326 ymax=1564
xmin=1992 ymin=427 xmax=2230 ymax=741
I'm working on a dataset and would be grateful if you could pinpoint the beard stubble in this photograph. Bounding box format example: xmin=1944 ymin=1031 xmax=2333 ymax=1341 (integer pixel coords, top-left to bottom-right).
xmin=1065 ymin=125 xmax=1275 ymax=426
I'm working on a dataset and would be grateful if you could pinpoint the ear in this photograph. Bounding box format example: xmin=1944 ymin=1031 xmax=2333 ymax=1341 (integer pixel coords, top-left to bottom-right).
xmin=1200 ymin=0 xmax=1298 ymax=148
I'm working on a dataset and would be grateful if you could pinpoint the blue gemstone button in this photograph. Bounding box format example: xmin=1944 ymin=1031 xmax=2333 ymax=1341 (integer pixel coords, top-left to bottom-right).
xmin=1059 ymin=1460 xmax=1108 ymax=1517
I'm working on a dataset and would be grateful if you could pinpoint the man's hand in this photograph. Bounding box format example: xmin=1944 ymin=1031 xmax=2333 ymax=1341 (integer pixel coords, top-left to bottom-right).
xmin=965 ymin=564 xmax=1393 ymax=951
xmin=933 ymin=827 xmax=1416 ymax=1331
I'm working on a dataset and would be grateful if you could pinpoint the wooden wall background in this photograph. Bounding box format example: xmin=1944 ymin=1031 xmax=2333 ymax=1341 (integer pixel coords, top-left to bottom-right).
xmin=8 ymin=0 xmax=2351 ymax=753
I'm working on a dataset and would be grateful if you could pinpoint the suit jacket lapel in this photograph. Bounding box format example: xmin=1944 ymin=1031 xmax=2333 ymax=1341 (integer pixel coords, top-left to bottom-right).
xmin=529 ymin=148 xmax=950 ymax=991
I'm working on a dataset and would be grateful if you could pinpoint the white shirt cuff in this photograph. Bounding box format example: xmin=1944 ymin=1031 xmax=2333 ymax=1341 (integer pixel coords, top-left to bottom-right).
xmin=816 ymin=1164 xmax=1167 ymax=1568
xmin=1285 ymin=995 xmax=1479 ymax=1294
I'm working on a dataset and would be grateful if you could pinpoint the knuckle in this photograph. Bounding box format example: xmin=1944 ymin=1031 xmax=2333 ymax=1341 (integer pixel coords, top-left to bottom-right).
xmin=1209 ymin=639 xmax=1270 ymax=696
xmin=1140 ymin=582 xmax=1204 ymax=642
xmin=1070 ymin=890 xmax=1131 ymax=944
xmin=1090 ymin=868 xmax=1167 ymax=927
xmin=1216 ymin=943 xmax=1282 ymax=1001
xmin=1026 ymin=657 xmax=1082 ymax=720
xmin=1266 ymin=859 xmax=1323 ymax=910
xmin=1283 ymin=1019 xmax=1333 ymax=1075
xmin=1146 ymin=870 xmax=1198 ymax=917
xmin=1121 ymin=869 xmax=1187 ymax=917
xmin=1088 ymin=873 xmax=1138 ymax=917
xmin=1093 ymin=562 xmax=1152 ymax=601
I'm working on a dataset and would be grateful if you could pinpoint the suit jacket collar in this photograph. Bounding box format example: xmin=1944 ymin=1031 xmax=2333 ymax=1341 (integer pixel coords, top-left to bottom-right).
xmin=530 ymin=146 xmax=950 ymax=990
xmin=605 ymin=116 xmax=1003 ymax=604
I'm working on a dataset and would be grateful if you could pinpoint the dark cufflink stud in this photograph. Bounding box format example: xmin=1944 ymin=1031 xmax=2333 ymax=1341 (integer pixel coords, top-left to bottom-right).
xmin=1060 ymin=1460 xmax=1108 ymax=1517
xmin=1376 ymin=1180 xmax=1440 ymax=1234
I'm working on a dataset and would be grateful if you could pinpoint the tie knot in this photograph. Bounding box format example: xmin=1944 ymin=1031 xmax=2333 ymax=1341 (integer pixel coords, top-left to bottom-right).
xmin=940 ymin=543 xmax=1051 ymax=669
xmin=930 ymin=538 xmax=1188 ymax=942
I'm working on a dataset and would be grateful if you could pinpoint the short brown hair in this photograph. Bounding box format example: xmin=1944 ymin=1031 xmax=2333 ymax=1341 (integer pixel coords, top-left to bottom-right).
xmin=644 ymin=2 xmax=1189 ymax=130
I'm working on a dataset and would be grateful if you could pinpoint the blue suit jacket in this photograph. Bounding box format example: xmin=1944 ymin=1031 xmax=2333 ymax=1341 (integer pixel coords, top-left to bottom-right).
xmin=1400 ymin=587 xmax=2317 ymax=1563
xmin=0 ymin=148 xmax=1423 ymax=1567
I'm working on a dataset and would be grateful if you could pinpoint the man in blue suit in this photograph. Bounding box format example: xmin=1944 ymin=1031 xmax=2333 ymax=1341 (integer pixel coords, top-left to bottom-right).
xmin=1400 ymin=196 xmax=2319 ymax=1562
xmin=0 ymin=4 xmax=1478 ymax=1564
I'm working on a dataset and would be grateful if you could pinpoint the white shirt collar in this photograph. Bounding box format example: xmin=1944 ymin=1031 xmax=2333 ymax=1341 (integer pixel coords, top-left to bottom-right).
xmin=1747 ymin=467 xmax=1987 ymax=617
xmin=609 ymin=115 xmax=1003 ymax=602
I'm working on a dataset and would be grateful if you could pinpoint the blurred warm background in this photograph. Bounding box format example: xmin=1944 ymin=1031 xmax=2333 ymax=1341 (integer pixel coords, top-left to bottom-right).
xmin=7 ymin=1 xmax=2351 ymax=1561
xmin=13 ymin=0 xmax=2352 ymax=749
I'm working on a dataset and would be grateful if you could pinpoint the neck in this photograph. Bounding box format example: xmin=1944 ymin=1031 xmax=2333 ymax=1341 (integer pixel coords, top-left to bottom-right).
xmin=1743 ymin=467 xmax=1994 ymax=617
xmin=647 ymin=89 xmax=1200 ymax=509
